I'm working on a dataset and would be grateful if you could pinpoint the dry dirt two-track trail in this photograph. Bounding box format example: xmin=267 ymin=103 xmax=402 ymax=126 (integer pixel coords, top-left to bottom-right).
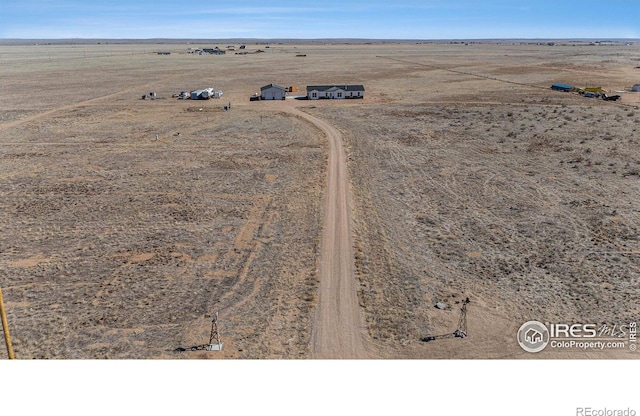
xmin=288 ymin=107 xmax=370 ymax=359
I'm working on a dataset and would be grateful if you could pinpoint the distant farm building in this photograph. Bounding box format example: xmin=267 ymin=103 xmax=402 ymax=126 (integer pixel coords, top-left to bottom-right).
xmin=157 ymin=51 xmax=171 ymax=55
xmin=203 ymin=48 xmax=225 ymax=55
xmin=551 ymin=83 xmax=574 ymax=92
xmin=307 ymin=85 xmax=365 ymax=100
xmin=191 ymin=47 xmax=225 ymax=55
xmin=260 ymin=84 xmax=287 ymax=100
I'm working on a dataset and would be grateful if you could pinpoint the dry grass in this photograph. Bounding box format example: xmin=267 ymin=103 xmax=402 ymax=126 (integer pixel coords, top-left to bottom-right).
xmin=1 ymin=66 xmax=326 ymax=358
xmin=1 ymin=41 xmax=639 ymax=358
xmin=318 ymin=101 xmax=639 ymax=356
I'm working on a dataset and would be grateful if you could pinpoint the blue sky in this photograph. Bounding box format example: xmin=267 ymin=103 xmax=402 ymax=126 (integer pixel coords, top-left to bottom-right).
xmin=1 ymin=0 xmax=638 ymax=39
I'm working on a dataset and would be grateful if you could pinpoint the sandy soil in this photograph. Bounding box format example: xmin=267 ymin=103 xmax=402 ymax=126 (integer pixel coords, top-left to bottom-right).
xmin=1 ymin=41 xmax=639 ymax=359
xmin=290 ymin=107 xmax=369 ymax=359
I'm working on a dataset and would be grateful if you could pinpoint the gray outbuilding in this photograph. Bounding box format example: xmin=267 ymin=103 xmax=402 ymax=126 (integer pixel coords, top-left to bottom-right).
xmin=260 ymin=84 xmax=287 ymax=100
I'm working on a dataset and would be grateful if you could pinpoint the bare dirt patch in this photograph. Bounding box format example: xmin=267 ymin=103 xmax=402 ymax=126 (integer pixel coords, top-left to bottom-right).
xmin=313 ymin=100 xmax=639 ymax=358
xmin=1 ymin=89 xmax=325 ymax=358
xmin=1 ymin=41 xmax=638 ymax=359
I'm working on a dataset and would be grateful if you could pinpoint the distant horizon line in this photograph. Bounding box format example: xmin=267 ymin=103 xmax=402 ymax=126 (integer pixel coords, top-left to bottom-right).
xmin=1 ymin=37 xmax=639 ymax=44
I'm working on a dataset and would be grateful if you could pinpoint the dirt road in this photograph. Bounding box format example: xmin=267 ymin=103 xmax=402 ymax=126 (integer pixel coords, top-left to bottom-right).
xmin=0 ymin=74 xmax=185 ymax=132
xmin=288 ymin=107 xmax=369 ymax=359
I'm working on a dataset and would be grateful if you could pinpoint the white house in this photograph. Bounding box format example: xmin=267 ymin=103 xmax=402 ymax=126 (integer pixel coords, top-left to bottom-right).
xmin=306 ymin=85 xmax=365 ymax=100
xmin=260 ymin=84 xmax=287 ymax=100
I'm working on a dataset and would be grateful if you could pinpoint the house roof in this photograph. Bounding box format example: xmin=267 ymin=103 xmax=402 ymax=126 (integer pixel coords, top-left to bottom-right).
xmin=261 ymin=83 xmax=286 ymax=91
xmin=307 ymin=85 xmax=365 ymax=92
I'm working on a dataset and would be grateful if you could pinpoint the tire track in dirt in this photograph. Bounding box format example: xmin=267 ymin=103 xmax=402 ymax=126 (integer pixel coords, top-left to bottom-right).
xmin=286 ymin=106 xmax=369 ymax=359
xmin=0 ymin=75 xmax=180 ymax=132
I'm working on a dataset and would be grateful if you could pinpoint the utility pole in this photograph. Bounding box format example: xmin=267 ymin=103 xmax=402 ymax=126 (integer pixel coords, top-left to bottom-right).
xmin=0 ymin=286 xmax=16 ymax=359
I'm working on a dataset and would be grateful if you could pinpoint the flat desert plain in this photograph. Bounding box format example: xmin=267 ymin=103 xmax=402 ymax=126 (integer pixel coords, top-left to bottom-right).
xmin=1 ymin=41 xmax=639 ymax=359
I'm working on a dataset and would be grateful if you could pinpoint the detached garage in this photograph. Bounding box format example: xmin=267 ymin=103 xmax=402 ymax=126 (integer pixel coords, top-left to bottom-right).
xmin=260 ymin=84 xmax=286 ymax=100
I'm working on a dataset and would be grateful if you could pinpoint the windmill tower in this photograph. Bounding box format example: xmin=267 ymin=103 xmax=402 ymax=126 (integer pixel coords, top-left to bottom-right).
xmin=207 ymin=311 xmax=223 ymax=351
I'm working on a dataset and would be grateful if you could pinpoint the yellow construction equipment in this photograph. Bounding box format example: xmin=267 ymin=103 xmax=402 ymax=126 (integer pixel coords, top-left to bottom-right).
xmin=579 ymin=87 xmax=607 ymax=94
xmin=0 ymin=286 xmax=15 ymax=359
